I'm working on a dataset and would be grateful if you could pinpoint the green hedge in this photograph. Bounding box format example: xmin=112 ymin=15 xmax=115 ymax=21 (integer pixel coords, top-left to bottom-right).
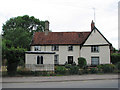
xmin=111 ymin=53 xmax=120 ymax=64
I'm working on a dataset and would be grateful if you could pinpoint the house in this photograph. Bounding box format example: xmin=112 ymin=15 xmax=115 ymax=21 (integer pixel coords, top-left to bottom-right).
xmin=25 ymin=20 xmax=112 ymax=71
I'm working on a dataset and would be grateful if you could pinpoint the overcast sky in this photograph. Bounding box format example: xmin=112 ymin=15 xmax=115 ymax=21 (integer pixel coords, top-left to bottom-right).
xmin=0 ymin=0 xmax=119 ymax=49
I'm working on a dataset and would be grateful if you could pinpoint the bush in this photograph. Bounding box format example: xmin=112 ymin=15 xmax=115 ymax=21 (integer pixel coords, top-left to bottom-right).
xmin=97 ymin=64 xmax=103 ymax=73
xmin=55 ymin=66 xmax=66 ymax=75
xmin=102 ymin=64 xmax=116 ymax=73
xmin=111 ymin=53 xmax=120 ymax=64
xmin=69 ymin=66 xmax=79 ymax=75
xmin=116 ymin=62 xmax=120 ymax=71
xmin=90 ymin=68 xmax=98 ymax=74
xmin=78 ymin=57 xmax=87 ymax=69
xmin=65 ymin=64 xmax=72 ymax=68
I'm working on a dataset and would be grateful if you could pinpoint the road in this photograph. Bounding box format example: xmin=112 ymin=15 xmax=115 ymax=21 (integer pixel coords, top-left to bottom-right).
xmin=2 ymin=79 xmax=118 ymax=88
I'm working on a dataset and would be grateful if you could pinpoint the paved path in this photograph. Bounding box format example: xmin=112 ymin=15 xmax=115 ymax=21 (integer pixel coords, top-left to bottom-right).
xmin=2 ymin=74 xmax=118 ymax=83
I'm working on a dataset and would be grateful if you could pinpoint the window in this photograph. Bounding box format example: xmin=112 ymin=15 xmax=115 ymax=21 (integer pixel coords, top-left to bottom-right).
xmin=37 ymin=56 xmax=43 ymax=64
xmin=34 ymin=46 xmax=41 ymax=51
xmin=52 ymin=45 xmax=59 ymax=51
xmin=68 ymin=56 xmax=73 ymax=64
xmin=54 ymin=55 xmax=59 ymax=65
xmin=68 ymin=45 xmax=73 ymax=51
xmin=91 ymin=46 xmax=99 ymax=52
xmin=91 ymin=57 xmax=99 ymax=65
xmin=37 ymin=56 xmax=40 ymax=64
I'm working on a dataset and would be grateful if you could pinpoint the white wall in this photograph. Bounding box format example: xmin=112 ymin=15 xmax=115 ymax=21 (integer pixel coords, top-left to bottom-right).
xmin=26 ymin=54 xmax=54 ymax=64
xmin=31 ymin=45 xmax=80 ymax=65
xmin=84 ymin=29 xmax=108 ymax=45
xmin=81 ymin=29 xmax=110 ymax=65
xmin=80 ymin=46 xmax=110 ymax=65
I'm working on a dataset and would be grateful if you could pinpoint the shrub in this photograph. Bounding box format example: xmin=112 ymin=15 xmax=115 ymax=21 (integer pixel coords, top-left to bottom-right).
xmin=65 ymin=64 xmax=71 ymax=68
xmin=97 ymin=64 xmax=103 ymax=73
xmin=78 ymin=57 xmax=87 ymax=69
xmin=69 ymin=66 xmax=79 ymax=75
xmin=116 ymin=62 xmax=120 ymax=71
xmin=90 ymin=68 xmax=98 ymax=74
xmin=102 ymin=64 xmax=116 ymax=73
xmin=111 ymin=53 xmax=120 ymax=64
xmin=55 ymin=66 xmax=66 ymax=75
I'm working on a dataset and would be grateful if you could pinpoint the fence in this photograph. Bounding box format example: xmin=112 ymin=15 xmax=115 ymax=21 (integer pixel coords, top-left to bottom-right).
xmin=26 ymin=64 xmax=54 ymax=71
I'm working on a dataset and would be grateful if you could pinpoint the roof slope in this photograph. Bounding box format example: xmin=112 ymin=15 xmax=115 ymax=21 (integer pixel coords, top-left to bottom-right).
xmin=31 ymin=32 xmax=90 ymax=45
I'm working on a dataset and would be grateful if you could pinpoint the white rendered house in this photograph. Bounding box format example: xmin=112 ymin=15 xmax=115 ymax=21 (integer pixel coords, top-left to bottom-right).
xmin=25 ymin=20 xmax=112 ymax=71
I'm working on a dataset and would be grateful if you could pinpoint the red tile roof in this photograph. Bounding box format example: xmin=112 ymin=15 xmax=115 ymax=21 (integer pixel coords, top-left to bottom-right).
xmin=31 ymin=32 xmax=90 ymax=45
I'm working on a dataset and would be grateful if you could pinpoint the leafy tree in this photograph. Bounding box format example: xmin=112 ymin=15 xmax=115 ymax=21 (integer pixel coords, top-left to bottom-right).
xmin=6 ymin=47 xmax=26 ymax=76
xmin=2 ymin=15 xmax=45 ymax=49
xmin=78 ymin=57 xmax=87 ymax=69
xmin=2 ymin=15 xmax=46 ymax=75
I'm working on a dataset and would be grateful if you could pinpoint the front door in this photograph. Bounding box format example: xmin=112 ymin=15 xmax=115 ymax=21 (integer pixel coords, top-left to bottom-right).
xmin=68 ymin=56 xmax=73 ymax=64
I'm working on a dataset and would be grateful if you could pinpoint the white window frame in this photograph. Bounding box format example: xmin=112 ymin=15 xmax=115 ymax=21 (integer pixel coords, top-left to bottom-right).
xmin=68 ymin=45 xmax=73 ymax=51
xmin=52 ymin=45 xmax=59 ymax=51
xmin=34 ymin=46 xmax=41 ymax=51
xmin=91 ymin=46 xmax=99 ymax=52
xmin=54 ymin=54 xmax=59 ymax=65
xmin=91 ymin=57 xmax=99 ymax=65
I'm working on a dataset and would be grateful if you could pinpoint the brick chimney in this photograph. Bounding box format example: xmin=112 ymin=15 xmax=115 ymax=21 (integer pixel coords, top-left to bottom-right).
xmin=91 ymin=20 xmax=95 ymax=30
xmin=45 ymin=20 xmax=49 ymax=35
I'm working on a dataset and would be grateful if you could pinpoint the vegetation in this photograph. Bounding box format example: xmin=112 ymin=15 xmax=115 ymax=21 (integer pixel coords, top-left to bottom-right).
xmin=2 ymin=15 xmax=46 ymax=75
xmin=78 ymin=57 xmax=87 ymax=69
xmin=111 ymin=53 xmax=120 ymax=64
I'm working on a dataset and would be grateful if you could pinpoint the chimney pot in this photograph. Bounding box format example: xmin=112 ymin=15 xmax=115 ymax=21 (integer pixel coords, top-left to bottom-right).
xmin=91 ymin=20 xmax=95 ymax=31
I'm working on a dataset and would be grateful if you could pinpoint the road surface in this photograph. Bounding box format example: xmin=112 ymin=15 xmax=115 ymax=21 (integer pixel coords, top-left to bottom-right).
xmin=2 ymin=79 xmax=118 ymax=88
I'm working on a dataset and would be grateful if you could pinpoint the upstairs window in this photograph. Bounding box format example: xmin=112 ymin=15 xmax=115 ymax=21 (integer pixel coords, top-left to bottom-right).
xmin=91 ymin=46 xmax=99 ymax=52
xmin=68 ymin=45 xmax=73 ymax=51
xmin=34 ymin=46 xmax=41 ymax=51
xmin=52 ymin=45 xmax=59 ymax=51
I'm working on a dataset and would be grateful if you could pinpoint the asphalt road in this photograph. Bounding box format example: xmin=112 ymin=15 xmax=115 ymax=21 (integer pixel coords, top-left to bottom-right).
xmin=2 ymin=79 xmax=118 ymax=88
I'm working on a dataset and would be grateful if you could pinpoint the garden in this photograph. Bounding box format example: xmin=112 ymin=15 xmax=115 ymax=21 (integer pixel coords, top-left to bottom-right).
xmin=2 ymin=55 xmax=120 ymax=77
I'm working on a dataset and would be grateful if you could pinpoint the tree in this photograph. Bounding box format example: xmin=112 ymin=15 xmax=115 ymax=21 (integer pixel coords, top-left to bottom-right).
xmin=78 ymin=57 xmax=87 ymax=69
xmin=2 ymin=15 xmax=46 ymax=75
xmin=6 ymin=47 xmax=26 ymax=76
xmin=2 ymin=15 xmax=45 ymax=49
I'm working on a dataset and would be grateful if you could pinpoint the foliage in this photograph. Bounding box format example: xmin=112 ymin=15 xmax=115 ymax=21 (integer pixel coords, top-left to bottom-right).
xmin=78 ymin=57 xmax=87 ymax=69
xmin=69 ymin=65 xmax=79 ymax=75
xmin=2 ymin=15 xmax=46 ymax=75
xmin=65 ymin=64 xmax=71 ymax=68
xmin=116 ymin=62 xmax=120 ymax=71
xmin=102 ymin=64 xmax=116 ymax=73
xmin=55 ymin=66 xmax=66 ymax=75
xmin=111 ymin=53 xmax=120 ymax=64
xmin=90 ymin=68 xmax=98 ymax=74
xmin=6 ymin=47 xmax=26 ymax=76
xmin=97 ymin=64 xmax=103 ymax=73
xmin=2 ymin=15 xmax=45 ymax=49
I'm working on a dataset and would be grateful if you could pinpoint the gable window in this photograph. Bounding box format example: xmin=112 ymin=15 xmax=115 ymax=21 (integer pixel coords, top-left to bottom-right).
xmin=91 ymin=46 xmax=99 ymax=52
xmin=91 ymin=57 xmax=99 ymax=66
xmin=68 ymin=45 xmax=73 ymax=51
xmin=68 ymin=56 xmax=73 ymax=64
xmin=54 ymin=55 xmax=59 ymax=65
xmin=34 ymin=46 xmax=41 ymax=51
xmin=37 ymin=56 xmax=43 ymax=64
xmin=52 ymin=45 xmax=59 ymax=51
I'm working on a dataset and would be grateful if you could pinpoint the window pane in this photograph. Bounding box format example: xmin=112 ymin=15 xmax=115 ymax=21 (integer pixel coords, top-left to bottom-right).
xmin=68 ymin=45 xmax=73 ymax=51
xmin=91 ymin=46 xmax=99 ymax=52
xmin=54 ymin=55 xmax=59 ymax=64
xmin=91 ymin=57 xmax=99 ymax=65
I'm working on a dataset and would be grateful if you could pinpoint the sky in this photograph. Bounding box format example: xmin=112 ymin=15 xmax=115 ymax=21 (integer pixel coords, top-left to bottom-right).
xmin=0 ymin=0 xmax=119 ymax=49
